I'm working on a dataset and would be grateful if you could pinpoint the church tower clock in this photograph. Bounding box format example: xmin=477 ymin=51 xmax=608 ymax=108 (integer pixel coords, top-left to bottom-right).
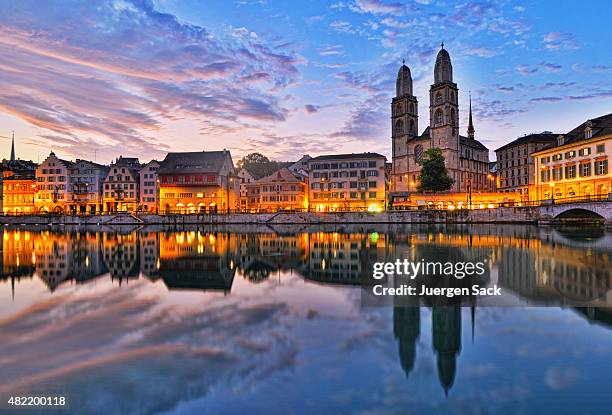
xmin=391 ymin=60 xmax=418 ymax=192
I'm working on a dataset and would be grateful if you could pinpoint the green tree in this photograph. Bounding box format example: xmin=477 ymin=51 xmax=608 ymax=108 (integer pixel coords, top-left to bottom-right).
xmin=417 ymin=148 xmax=454 ymax=192
xmin=236 ymin=152 xmax=279 ymax=179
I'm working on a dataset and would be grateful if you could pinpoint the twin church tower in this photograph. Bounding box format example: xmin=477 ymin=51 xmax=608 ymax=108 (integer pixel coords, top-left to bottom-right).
xmin=391 ymin=44 xmax=490 ymax=193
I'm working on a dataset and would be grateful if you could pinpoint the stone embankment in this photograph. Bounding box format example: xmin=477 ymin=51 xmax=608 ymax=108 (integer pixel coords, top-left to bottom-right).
xmin=0 ymin=207 xmax=541 ymax=226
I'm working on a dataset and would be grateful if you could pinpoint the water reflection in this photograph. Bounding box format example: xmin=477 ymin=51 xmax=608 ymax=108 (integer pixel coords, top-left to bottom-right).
xmin=2 ymin=225 xmax=610 ymax=306
xmin=0 ymin=226 xmax=611 ymax=413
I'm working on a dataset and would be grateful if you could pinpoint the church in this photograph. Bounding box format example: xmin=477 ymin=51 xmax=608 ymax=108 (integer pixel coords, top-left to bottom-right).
xmin=390 ymin=44 xmax=490 ymax=194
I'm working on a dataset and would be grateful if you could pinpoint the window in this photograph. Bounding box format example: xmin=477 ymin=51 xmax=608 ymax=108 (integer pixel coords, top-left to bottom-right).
xmin=565 ymin=165 xmax=576 ymax=179
xmin=578 ymin=147 xmax=591 ymax=156
xmin=395 ymin=119 xmax=404 ymax=135
xmin=435 ymin=109 xmax=443 ymax=125
xmin=565 ymin=151 xmax=576 ymax=159
xmin=435 ymin=92 xmax=442 ymax=104
xmin=552 ymin=167 xmax=563 ymax=180
xmin=552 ymin=154 xmax=563 ymax=161
xmin=595 ymin=159 xmax=608 ymax=175
xmin=369 ymin=192 xmax=377 ymax=198
xmin=580 ymin=162 xmax=591 ymax=177
xmin=596 ymin=144 xmax=605 ymax=153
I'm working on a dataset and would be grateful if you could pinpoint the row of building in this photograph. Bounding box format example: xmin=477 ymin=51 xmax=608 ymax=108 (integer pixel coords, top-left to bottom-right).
xmin=0 ymin=137 xmax=389 ymax=214
xmin=1 ymin=45 xmax=609 ymax=214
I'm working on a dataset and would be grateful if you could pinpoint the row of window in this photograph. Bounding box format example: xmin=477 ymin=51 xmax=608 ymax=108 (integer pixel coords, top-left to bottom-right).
xmin=541 ymin=144 xmax=605 ymax=164
xmin=159 ymin=175 xmax=218 ymax=184
xmin=311 ymin=161 xmax=378 ymax=170
xmin=312 ymin=170 xmax=379 ymax=179
xmin=311 ymin=181 xmax=377 ymax=190
xmin=161 ymin=192 xmax=217 ymax=199
xmin=540 ymin=160 xmax=608 ymax=182
xmin=105 ymin=183 xmax=136 ymax=190
xmin=311 ymin=192 xmax=378 ymax=200
xmin=104 ymin=191 xmax=136 ymax=198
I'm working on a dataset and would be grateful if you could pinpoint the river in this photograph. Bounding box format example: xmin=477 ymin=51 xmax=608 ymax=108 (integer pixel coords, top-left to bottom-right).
xmin=0 ymin=224 xmax=611 ymax=414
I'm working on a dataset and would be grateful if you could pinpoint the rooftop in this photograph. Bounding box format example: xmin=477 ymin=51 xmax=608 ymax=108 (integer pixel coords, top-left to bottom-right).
xmin=309 ymin=152 xmax=386 ymax=162
xmin=158 ymin=150 xmax=232 ymax=175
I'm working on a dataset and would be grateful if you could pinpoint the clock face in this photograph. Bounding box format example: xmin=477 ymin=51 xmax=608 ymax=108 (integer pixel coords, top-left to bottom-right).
xmin=415 ymin=145 xmax=424 ymax=164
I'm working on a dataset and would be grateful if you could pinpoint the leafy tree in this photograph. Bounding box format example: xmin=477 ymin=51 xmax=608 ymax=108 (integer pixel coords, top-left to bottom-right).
xmin=236 ymin=152 xmax=279 ymax=179
xmin=417 ymin=148 xmax=454 ymax=192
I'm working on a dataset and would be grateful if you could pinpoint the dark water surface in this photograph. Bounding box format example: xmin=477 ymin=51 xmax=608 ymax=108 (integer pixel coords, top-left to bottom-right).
xmin=0 ymin=224 xmax=611 ymax=415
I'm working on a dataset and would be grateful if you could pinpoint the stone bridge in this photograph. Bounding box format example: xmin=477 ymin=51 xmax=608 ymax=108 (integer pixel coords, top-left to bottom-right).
xmin=538 ymin=200 xmax=612 ymax=227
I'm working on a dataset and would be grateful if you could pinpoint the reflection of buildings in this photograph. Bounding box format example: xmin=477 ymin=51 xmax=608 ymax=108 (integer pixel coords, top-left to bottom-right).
xmin=237 ymin=233 xmax=308 ymax=283
xmin=432 ymin=307 xmax=461 ymax=395
xmin=393 ymin=306 xmax=420 ymax=379
xmin=302 ymin=232 xmax=387 ymax=285
xmin=1 ymin=229 xmax=36 ymax=298
xmin=393 ymin=305 xmax=465 ymax=395
xmin=102 ymin=232 xmax=140 ymax=282
xmin=140 ymin=232 xmax=160 ymax=280
xmin=35 ymin=232 xmax=71 ymax=291
xmin=498 ymin=240 xmax=611 ymax=305
xmin=158 ymin=232 xmax=236 ymax=292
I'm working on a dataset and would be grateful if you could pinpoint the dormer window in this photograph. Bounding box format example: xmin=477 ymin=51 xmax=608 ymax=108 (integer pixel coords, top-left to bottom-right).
xmin=584 ymin=120 xmax=593 ymax=139
xmin=557 ymin=135 xmax=565 ymax=146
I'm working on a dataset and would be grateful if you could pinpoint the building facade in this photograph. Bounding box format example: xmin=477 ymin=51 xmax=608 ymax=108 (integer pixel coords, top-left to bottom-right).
xmin=139 ymin=160 xmax=160 ymax=213
xmin=103 ymin=157 xmax=142 ymax=212
xmin=308 ymin=153 xmax=387 ymax=212
xmin=533 ymin=114 xmax=611 ymax=201
xmin=157 ymin=150 xmax=239 ymax=214
xmin=2 ymin=172 xmax=36 ymax=214
xmin=237 ymin=167 xmax=256 ymax=211
xmin=391 ymin=46 xmax=489 ymax=194
xmin=68 ymin=159 xmax=109 ymax=214
xmin=246 ymin=167 xmax=307 ymax=212
xmin=495 ymin=132 xmax=557 ymax=199
xmin=35 ymin=152 xmax=74 ymax=213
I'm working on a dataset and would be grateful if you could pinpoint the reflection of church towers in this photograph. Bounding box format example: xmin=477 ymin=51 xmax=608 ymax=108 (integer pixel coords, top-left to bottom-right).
xmin=432 ymin=306 xmax=461 ymax=395
xmin=393 ymin=306 xmax=420 ymax=379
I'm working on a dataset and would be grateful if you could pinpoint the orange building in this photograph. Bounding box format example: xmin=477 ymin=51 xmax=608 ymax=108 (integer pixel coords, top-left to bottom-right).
xmin=158 ymin=150 xmax=239 ymax=214
xmin=246 ymin=167 xmax=307 ymax=212
xmin=2 ymin=171 xmax=36 ymax=214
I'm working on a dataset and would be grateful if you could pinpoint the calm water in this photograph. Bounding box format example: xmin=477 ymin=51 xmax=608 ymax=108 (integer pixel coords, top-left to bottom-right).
xmin=0 ymin=224 xmax=611 ymax=415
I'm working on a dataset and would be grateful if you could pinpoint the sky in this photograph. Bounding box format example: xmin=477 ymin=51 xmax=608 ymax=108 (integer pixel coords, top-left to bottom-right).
xmin=0 ymin=0 xmax=610 ymax=164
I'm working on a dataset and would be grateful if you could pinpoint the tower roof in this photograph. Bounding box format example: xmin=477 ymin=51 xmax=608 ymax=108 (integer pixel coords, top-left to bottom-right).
xmin=396 ymin=59 xmax=413 ymax=97
xmin=434 ymin=44 xmax=453 ymax=83
xmin=467 ymin=93 xmax=475 ymax=139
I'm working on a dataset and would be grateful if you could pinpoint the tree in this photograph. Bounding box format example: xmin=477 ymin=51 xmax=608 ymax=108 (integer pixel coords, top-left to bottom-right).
xmin=236 ymin=152 xmax=279 ymax=179
xmin=417 ymin=148 xmax=454 ymax=192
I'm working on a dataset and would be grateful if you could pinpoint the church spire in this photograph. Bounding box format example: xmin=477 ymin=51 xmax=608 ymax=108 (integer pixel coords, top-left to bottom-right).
xmin=467 ymin=92 xmax=475 ymax=140
xmin=10 ymin=131 xmax=15 ymax=161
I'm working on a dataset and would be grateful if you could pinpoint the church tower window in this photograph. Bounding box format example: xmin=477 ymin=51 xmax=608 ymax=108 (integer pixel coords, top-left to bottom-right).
xmin=435 ymin=92 xmax=443 ymax=104
xmin=395 ymin=119 xmax=404 ymax=135
xmin=435 ymin=109 xmax=443 ymax=125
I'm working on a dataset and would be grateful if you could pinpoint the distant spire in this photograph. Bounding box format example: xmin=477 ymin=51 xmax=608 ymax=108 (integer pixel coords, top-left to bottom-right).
xmin=467 ymin=92 xmax=475 ymax=140
xmin=10 ymin=131 xmax=15 ymax=161
xmin=441 ymin=41 xmax=444 ymax=49
xmin=402 ymin=58 xmax=405 ymax=65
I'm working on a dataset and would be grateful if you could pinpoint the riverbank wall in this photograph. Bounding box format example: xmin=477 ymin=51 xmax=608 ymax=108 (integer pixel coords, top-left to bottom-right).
xmin=0 ymin=207 xmax=541 ymax=226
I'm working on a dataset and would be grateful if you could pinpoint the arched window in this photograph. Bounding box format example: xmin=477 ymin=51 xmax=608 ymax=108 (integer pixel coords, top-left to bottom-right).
xmin=450 ymin=91 xmax=455 ymax=102
xmin=409 ymin=119 xmax=415 ymax=135
xmin=395 ymin=104 xmax=402 ymax=115
xmin=409 ymin=103 xmax=414 ymax=114
xmin=450 ymin=108 xmax=456 ymax=125
xmin=435 ymin=109 xmax=443 ymax=125
xmin=414 ymin=145 xmax=424 ymax=164
xmin=435 ymin=92 xmax=443 ymax=104
xmin=395 ymin=119 xmax=404 ymax=135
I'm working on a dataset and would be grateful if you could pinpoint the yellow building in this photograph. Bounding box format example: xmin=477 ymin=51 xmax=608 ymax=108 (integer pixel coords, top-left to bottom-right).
xmin=533 ymin=114 xmax=611 ymax=201
xmin=158 ymin=150 xmax=239 ymax=214
xmin=308 ymin=153 xmax=387 ymax=212
xmin=2 ymin=172 xmax=36 ymax=214
xmin=103 ymin=157 xmax=142 ymax=213
xmin=246 ymin=167 xmax=307 ymax=212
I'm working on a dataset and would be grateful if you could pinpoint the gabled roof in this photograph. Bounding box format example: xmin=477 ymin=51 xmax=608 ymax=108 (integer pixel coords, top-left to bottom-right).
xmin=563 ymin=112 xmax=612 ymax=145
xmin=495 ymin=132 xmax=558 ymax=153
xmin=253 ymin=167 xmax=303 ymax=184
xmin=459 ymin=135 xmax=489 ymax=151
xmin=74 ymin=159 xmax=109 ymax=171
xmin=309 ymin=152 xmax=386 ymax=161
xmin=157 ymin=150 xmax=232 ymax=175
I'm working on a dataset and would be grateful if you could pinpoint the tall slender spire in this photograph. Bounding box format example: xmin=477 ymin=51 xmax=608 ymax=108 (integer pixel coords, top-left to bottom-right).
xmin=10 ymin=131 xmax=15 ymax=161
xmin=467 ymin=92 xmax=475 ymax=140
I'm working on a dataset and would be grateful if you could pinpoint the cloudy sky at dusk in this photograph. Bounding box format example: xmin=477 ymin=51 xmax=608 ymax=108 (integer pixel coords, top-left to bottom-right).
xmin=0 ymin=0 xmax=610 ymax=164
